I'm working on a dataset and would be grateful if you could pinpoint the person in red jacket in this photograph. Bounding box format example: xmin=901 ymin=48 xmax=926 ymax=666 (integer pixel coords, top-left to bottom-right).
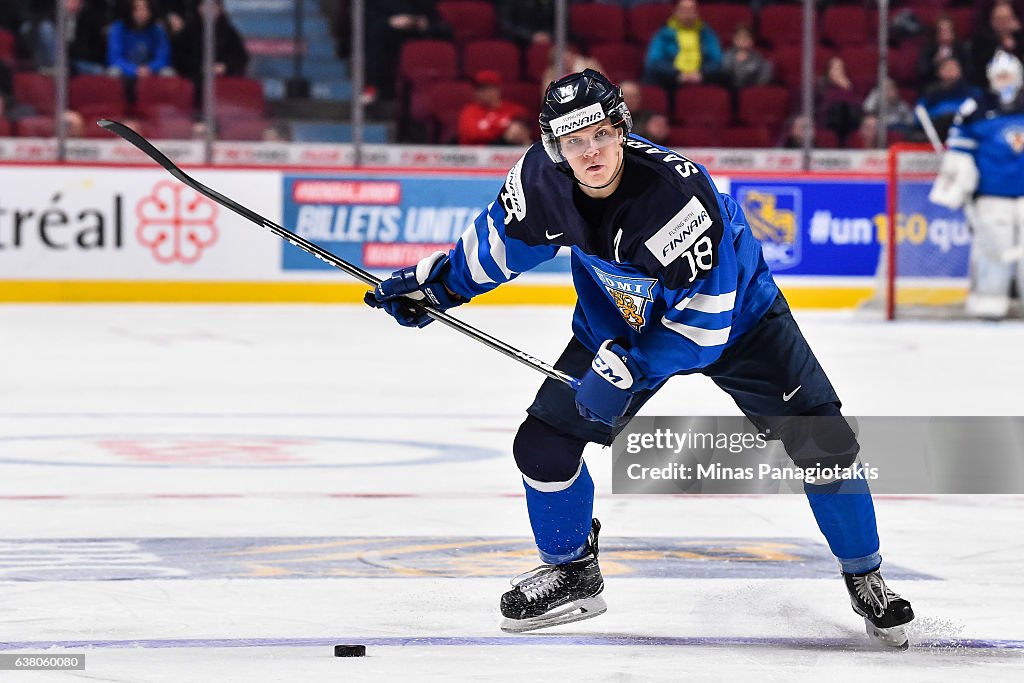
xmin=457 ymin=70 xmax=532 ymax=146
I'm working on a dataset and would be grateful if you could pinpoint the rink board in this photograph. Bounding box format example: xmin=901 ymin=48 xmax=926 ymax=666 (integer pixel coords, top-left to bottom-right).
xmin=0 ymin=163 xmax=967 ymax=308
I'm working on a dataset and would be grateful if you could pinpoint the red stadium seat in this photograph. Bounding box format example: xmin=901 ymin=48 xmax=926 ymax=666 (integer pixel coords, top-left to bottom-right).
xmin=398 ymin=40 xmax=458 ymax=87
xmin=136 ymin=76 xmax=195 ymax=118
xmin=639 ymin=84 xmax=669 ymax=116
xmin=14 ymin=115 xmax=56 ymax=137
xmin=214 ymin=77 xmax=265 ymax=117
xmin=769 ymin=46 xmax=834 ymax=89
xmin=0 ymin=118 xmax=10 ymax=137
xmin=436 ymin=1 xmax=496 ymax=43
xmin=947 ymin=7 xmax=974 ymax=39
xmin=839 ymin=44 xmax=880 ymax=92
xmin=737 ymin=85 xmax=791 ymax=128
xmin=524 ymin=41 xmax=581 ymax=84
xmin=589 ymin=42 xmax=644 ymax=85
xmin=668 ymin=125 xmax=719 ymax=148
xmin=822 ymin=6 xmax=871 ymax=46
xmin=757 ymin=5 xmax=804 ymax=48
xmin=720 ymin=125 xmax=772 ymax=148
xmin=462 ymin=39 xmax=522 ymax=83
xmin=569 ymin=4 xmax=626 ymax=46
xmin=701 ymin=3 xmax=753 ymax=42
xmin=501 ymin=81 xmax=542 ymax=117
xmin=144 ymin=114 xmax=195 ymax=140
xmin=419 ymin=80 xmax=476 ymax=143
xmin=672 ymin=84 xmax=731 ymax=128
xmin=0 ymin=28 xmax=14 ymax=64
xmin=69 ymin=75 xmax=126 ymax=117
xmin=888 ymin=43 xmax=919 ymax=87
xmin=815 ymin=127 xmax=839 ymax=149
xmin=14 ymin=73 xmax=56 ymax=115
xmin=219 ymin=117 xmax=270 ymax=141
xmin=628 ymin=3 xmax=672 ymax=44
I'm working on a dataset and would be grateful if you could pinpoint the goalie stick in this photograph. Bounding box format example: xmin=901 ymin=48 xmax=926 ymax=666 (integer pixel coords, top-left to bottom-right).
xmin=97 ymin=119 xmax=581 ymax=389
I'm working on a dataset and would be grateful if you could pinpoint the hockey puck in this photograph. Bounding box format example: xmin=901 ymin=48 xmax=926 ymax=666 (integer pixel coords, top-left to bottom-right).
xmin=334 ymin=644 xmax=366 ymax=658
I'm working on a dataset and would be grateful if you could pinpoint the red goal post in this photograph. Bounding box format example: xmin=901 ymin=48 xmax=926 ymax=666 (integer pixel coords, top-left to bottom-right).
xmin=883 ymin=143 xmax=971 ymax=320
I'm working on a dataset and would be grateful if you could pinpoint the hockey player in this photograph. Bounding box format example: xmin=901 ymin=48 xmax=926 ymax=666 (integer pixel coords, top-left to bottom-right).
xmin=366 ymin=70 xmax=915 ymax=648
xmin=930 ymin=50 xmax=1024 ymax=318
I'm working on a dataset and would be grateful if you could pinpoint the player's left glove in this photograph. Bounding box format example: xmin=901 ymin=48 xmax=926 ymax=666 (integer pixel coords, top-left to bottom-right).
xmin=575 ymin=340 xmax=645 ymax=426
xmin=364 ymin=251 xmax=465 ymax=328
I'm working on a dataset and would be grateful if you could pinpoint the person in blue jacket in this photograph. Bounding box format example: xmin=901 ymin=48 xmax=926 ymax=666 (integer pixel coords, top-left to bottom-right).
xmin=367 ymin=69 xmax=915 ymax=648
xmin=107 ymin=0 xmax=172 ymax=79
xmin=643 ymin=0 xmax=723 ymax=88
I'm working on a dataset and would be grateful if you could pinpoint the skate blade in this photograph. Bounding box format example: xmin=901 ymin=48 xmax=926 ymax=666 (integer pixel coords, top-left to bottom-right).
xmin=864 ymin=620 xmax=909 ymax=650
xmin=500 ymin=596 xmax=608 ymax=634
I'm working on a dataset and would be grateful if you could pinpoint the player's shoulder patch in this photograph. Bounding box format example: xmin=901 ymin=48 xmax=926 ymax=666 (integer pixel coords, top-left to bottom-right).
xmin=644 ymin=194 xmax=715 ymax=267
xmin=498 ymin=151 xmax=528 ymax=226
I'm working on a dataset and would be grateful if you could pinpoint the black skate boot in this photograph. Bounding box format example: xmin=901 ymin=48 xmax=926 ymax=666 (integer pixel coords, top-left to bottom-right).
xmin=843 ymin=567 xmax=915 ymax=649
xmin=500 ymin=518 xmax=607 ymax=633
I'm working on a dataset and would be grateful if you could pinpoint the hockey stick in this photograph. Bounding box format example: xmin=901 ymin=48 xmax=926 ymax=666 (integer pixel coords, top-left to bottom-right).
xmin=97 ymin=119 xmax=581 ymax=389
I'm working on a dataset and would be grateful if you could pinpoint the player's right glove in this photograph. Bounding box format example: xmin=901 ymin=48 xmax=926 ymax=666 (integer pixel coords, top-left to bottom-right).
xmin=364 ymin=251 xmax=465 ymax=328
xmin=575 ymin=340 xmax=645 ymax=426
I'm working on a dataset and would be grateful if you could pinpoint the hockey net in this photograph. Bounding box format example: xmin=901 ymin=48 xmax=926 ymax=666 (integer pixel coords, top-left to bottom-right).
xmin=876 ymin=143 xmax=971 ymax=320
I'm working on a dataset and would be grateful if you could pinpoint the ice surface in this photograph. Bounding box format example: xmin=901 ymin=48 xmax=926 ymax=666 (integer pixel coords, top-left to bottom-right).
xmin=1 ymin=305 xmax=1022 ymax=681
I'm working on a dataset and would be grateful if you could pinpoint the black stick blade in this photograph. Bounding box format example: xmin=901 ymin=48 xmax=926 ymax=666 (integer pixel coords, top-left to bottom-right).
xmin=98 ymin=119 xmax=178 ymax=173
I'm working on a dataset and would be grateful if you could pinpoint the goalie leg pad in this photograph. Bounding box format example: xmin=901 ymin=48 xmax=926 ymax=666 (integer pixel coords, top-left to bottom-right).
xmin=968 ymin=196 xmax=1016 ymax=317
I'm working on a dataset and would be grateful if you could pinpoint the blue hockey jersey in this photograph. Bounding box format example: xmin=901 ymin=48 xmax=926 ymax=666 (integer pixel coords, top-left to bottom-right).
xmin=442 ymin=135 xmax=779 ymax=385
xmin=947 ymin=95 xmax=1024 ymax=198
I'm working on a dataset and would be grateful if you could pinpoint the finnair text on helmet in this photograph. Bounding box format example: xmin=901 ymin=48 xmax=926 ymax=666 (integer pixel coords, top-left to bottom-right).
xmin=551 ymin=103 xmax=607 ymax=137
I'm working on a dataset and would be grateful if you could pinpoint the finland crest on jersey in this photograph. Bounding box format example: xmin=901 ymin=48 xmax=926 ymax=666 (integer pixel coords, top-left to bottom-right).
xmin=592 ymin=266 xmax=656 ymax=332
xmin=1004 ymin=126 xmax=1024 ymax=153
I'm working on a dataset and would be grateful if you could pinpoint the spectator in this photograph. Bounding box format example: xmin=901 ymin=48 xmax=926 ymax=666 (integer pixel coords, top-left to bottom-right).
xmin=364 ymin=1 xmax=451 ymax=102
xmin=541 ymin=45 xmax=603 ymax=91
xmin=18 ymin=1 xmax=56 ymax=70
xmin=620 ymin=80 xmax=643 ymax=117
xmin=850 ymin=113 xmax=880 ymax=149
xmin=107 ymin=0 xmax=173 ymax=79
xmin=643 ymin=0 xmax=723 ymax=88
xmin=970 ymin=0 xmax=1024 ymax=87
xmin=862 ymin=77 xmax=914 ymax=133
xmin=778 ymin=113 xmax=815 ymax=149
xmin=618 ymin=79 xmax=667 ymax=145
xmin=817 ymin=56 xmax=861 ymax=146
xmin=917 ymin=14 xmax=970 ymax=90
xmin=168 ymin=0 xmax=248 ymax=82
xmin=917 ymin=56 xmax=982 ymax=141
xmin=721 ymin=24 xmax=772 ymax=90
xmin=637 ymin=112 xmax=670 ymax=145
xmin=496 ymin=0 xmax=554 ymax=48
xmin=457 ymin=70 xmax=532 ymax=146
xmin=69 ymin=0 xmax=113 ymax=76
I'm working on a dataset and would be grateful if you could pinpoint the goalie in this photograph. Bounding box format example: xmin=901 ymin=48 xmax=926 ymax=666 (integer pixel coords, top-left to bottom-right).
xmin=929 ymin=50 xmax=1024 ymax=319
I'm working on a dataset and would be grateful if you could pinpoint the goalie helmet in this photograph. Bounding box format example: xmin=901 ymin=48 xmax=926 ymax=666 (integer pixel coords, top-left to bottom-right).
xmin=986 ymin=50 xmax=1024 ymax=107
xmin=539 ymin=69 xmax=632 ymax=165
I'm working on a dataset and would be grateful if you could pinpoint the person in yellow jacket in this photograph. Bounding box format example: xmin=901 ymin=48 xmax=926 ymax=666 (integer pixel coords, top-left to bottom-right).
xmin=643 ymin=0 xmax=723 ymax=87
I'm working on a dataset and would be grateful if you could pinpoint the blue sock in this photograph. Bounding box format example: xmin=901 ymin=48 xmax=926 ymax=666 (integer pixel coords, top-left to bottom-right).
xmin=523 ymin=460 xmax=594 ymax=564
xmin=804 ymin=467 xmax=881 ymax=574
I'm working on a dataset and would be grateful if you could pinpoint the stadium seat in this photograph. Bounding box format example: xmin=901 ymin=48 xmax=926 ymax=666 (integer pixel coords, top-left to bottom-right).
xmin=570 ymin=4 xmax=626 ymax=46
xmin=144 ymin=114 xmax=195 ymax=140
xmin=822 ymin=6 xmax=871 ymax=46
xmin=436 ymin=1 xmax=496 ymax=43
xmin=69 ymin=75 xmax=126 ymax=117
xmin=838 ymin=44 xmax=880 ymax=92
xmin=219 ymin=117 xmax=270 ymax=141
xmin=720 ymin=126 xmax=772 ymax=148
xmin=0 ymin=28 xmax=14 ymax=64
xmin=757 ymin=5 xmax=803 ymax=48
xmin=888 ymin=43 xmax=919 ymax=87
xmin=737 ymin=85 xmax=791 ymax=128
xmin=136 ymin=76 xmax=195 ymax=118
xmin=639 ymin=84 xmax=669 ymax=117
xmin=815 ymin=127 xmax=839 ymax=149
xmin=420 ymin=80 xmax=476 ymax=144
xmin=672 ymin=85 xmax=731 ymax=128
xmin=14 ymin=115 xmax=56 ymax=137
xmin=525 ymin=41 xmax=580 ymax=84
xmin=589 ymin=43 xmax=644 ymax=85
xmin=947 ymin=7 xmax=974 ymax=39
xmin=628 ymin=3 xmax=672 ymax=44
xmin=701 ymin=3 xmax=753 ymax=42
xmin=668 ymin=125 xmax=718 ymax=148
xmin=0 ymin=118 xmax=10 ymax=136
xmin=769 ymin=46 xmax=834 ymax=89
xmin=397 ymin=40 xmax=458 ymax=87
xmin=501 ymin=81 xmax=542 ymax=117
xmin=462 ymin=39 xmax=522 ymax=83
xmin=214 ymin=77 xmax=265 ymax=117
xmin=13 ymin=73 xmax=56 ymax=115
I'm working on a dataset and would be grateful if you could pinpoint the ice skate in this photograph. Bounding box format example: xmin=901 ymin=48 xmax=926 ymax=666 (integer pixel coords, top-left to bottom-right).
xmin=500 ymin=518 xmax=606 ymax=633
xmin=843 ymin=568 xmax=915 ymax=649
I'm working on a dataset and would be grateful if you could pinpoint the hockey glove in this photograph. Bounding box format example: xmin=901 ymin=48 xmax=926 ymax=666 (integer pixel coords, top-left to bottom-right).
xmin=575 ymin=340 xmax=645 ymax=426
xmin=364 ymin=251 xmax=465 ymax=328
